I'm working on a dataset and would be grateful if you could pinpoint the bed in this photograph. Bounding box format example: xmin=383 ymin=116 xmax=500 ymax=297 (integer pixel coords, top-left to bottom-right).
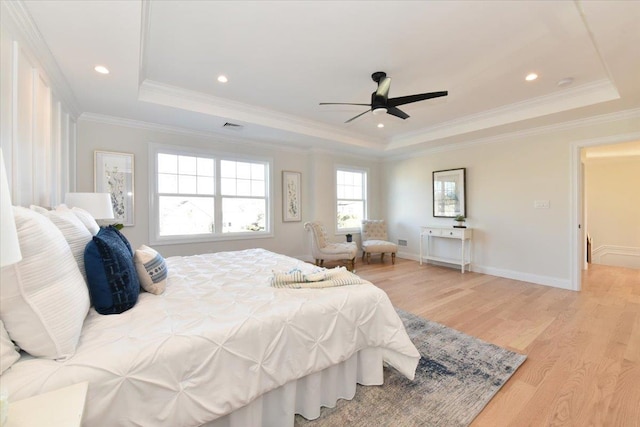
xmin=1 ymin=211 xmax=420 ymax=427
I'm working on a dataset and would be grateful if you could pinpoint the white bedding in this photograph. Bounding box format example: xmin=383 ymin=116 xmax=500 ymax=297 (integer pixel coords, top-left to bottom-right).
xmin=1 ymin=249 xmax=419 ymax=426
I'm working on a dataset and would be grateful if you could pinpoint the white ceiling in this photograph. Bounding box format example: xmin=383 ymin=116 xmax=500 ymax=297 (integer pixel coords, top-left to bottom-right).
xmin=21 ymin=0 xmax=640 ymax=157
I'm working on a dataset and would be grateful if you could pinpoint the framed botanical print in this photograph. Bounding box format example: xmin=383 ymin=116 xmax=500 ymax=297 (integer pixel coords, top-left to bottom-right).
xmin=282 ymin=171 xmax=301 ymax=222
xmin=95 ymin=151 xmax=135 ymax=226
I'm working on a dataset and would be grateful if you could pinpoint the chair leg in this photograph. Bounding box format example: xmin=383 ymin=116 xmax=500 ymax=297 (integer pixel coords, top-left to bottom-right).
xmin=320 ymin=259 xmax=324 ymax=267
xmin=349 ymin=257 xmax=355 ymax=272
xmin=362 ymin=250 xmax=366 ymax=261
xmin=392 ymin=253 xmax=396 ymax=264
xmin=381 ymin=253 xmax=385 ymax=263
xmin=366 ymin=253 xmax=371 ymax=264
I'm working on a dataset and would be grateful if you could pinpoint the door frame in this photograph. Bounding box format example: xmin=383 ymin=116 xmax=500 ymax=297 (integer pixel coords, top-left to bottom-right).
xmin=570 ymin=131 xmax=640 ymax=290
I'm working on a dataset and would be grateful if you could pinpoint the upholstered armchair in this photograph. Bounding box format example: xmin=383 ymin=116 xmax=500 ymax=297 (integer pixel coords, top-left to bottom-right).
xmin=304 ymin=221 xmax=357 ymax=271
xmin=361 ymin=219 xmax=398 ymax=264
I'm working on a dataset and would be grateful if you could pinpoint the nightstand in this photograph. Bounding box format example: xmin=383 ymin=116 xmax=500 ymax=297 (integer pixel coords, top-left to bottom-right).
xmin=5 ymin=382 xmax=88 ymax=427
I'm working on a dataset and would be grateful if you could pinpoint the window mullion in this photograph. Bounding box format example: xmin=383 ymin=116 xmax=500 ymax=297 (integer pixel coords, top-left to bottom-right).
xmin=214 ymin=158 xmax=223 ymax=234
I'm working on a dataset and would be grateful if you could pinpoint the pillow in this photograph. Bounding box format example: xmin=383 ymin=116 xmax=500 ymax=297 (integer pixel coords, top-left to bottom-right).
xmin=84 ymin=226 xmax=139 ymax=315
xmin=134 ymin=245 xmax=168 ymax=295
xmin=71 ymin=206 xmax=100 ymax=236
xmin=29 ymin=204 xmax=48 ymax=214
xmin=0 ymin=207 xmax=90 ymax=360
xmin=0 ymin=321 xmax=20 ymax=374
xmin=30 ymin=204 xmax=93 ymax=283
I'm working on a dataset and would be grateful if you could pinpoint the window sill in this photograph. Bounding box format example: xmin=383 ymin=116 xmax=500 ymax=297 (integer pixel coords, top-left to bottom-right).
xmin=150 ymin=231 xmax=274 ymax=246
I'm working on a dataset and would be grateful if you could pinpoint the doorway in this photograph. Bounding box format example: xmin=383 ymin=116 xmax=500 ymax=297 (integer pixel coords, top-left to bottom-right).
xmin=571 ymin=133 xmax=640 ymax=290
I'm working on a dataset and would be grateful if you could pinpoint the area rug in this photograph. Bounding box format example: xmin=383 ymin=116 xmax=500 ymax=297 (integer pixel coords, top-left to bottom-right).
xmin=295 ymin=309 xmax=526 ymax=427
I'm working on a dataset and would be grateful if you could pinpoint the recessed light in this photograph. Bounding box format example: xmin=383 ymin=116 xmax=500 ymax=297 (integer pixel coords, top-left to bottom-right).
xmin=377 ymin=123 xmax=384 ymax=128
xmin=217 ymin=75 xmax=228 ymax=83
xmin=525 ymin=73 xmax=538 ymax=82
xmin=94 ymin=65 xmax=109 ymax=75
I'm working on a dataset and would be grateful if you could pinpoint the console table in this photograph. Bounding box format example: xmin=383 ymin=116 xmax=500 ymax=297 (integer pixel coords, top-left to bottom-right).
xmin=419 ymin=226 xmax=473 ymax=273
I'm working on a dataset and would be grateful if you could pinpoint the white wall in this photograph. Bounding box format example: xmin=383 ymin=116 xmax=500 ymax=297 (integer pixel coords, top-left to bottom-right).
xmin=1 ymin=6 xmax=77 ymax=207
xmin=382 ymin=115 xmax=640 ymax=288
xmin=585 ymin=156 xmax=640 ymax=269
xmin=76 ymin=118 xmax=381 ymax=259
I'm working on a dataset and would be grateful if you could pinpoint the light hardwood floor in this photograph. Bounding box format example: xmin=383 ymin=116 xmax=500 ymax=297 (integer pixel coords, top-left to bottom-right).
xmin=343 ymin=257 xmax=640 ymax=426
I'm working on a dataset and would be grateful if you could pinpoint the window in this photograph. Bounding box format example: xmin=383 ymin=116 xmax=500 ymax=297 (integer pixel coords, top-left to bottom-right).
xmin=220 ymin=160 xmax=266 ymax=233
xmin=157 ymin=153 xmax=215 ymax=237
xmin=151 ymin=145 xmax=271 ymax=244
xmin=336 ymin=168 xmax=367 ymax=231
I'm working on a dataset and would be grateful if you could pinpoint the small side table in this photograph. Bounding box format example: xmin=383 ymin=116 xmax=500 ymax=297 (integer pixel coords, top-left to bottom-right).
xmin=5 ymin=382 xmax=88 ymax=427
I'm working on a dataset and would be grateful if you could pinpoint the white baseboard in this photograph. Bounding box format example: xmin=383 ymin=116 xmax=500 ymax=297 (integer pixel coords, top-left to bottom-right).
xmin=396 ymin=251 xmax=573 ymax=290
xmin=470 ymin=265 xmax=573 ymax=290
xmin=592 ymin=245 xmax=640 ymax=268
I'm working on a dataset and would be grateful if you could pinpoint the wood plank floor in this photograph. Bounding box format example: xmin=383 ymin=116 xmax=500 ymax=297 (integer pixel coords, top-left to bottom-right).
xmin=337 ymin=257 xmax=640 ymax=426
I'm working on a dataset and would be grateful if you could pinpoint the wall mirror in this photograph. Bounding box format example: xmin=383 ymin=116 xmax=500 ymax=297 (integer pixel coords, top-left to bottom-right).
xmin=433 ymin=168 xmax=466 ymax=218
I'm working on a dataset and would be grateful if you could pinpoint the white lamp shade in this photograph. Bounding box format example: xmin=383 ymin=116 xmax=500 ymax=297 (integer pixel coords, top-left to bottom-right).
xmin=1 ymin=149 xmax=22 ymax=267
xmin=65 ymin=193 xmax=115 ymax=220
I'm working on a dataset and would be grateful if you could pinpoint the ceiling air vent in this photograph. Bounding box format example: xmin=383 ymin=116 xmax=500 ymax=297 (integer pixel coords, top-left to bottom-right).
xmin=222 ymin=122 xmax=243 ymax=131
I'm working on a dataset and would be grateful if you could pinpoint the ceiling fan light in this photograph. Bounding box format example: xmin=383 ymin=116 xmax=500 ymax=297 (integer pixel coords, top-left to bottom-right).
xmin=372 ymin=107 xmax=387 ymax=115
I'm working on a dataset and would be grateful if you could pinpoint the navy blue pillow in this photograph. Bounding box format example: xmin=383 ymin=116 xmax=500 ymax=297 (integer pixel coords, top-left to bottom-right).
xmin=84 ymin=226 xmax=139 ymax=315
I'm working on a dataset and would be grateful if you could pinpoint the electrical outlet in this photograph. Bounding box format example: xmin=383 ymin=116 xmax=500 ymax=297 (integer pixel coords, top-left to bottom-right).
xmin=398 ymin=239 xmax=408 ymax=246
xmin=534 ymin=200 xmax=550 ymax=209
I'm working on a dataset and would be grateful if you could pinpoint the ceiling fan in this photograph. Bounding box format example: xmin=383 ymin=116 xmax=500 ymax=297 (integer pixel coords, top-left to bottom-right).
xmin=320 ymin=71 xmax=448 ymax=123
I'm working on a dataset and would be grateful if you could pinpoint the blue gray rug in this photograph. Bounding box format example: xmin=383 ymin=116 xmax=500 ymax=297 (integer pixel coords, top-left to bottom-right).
xmin=295 ymin=309 xmax=526 ymax=427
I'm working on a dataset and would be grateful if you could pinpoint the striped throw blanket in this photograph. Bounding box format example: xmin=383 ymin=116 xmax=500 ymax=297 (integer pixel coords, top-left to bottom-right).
xmin=270 ymin=267 xmax=366 ymax=289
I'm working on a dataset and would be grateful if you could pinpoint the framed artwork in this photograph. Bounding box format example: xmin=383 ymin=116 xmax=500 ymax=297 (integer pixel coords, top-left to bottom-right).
xmin=433 ymin=168 xmax=466 ymax=218
xmin=95 ymin=151 xmax=135 ymax=226
xmin=282 ymin=170 xmax=301 ymax=222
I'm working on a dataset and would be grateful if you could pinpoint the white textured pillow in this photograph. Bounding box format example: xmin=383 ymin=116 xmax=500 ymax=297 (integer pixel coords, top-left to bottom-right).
xmin=29 ymin=204 xmax=48 ymax=214
xmin=0 ymin=206 xmax=90 ymax=360
xmin=30 ymin=204 xmax=92 ymax=282
xmin=134 ymin=245 xmax=168 ymax=295
xmin=0 ymin=320 xmax=20 ymax=374
xmin=71 ymin=206 xmax=100 ymax=236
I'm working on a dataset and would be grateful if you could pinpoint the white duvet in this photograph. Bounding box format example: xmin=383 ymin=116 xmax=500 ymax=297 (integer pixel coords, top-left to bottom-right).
xmin=2 ymin=249 xmax=420 ymax=426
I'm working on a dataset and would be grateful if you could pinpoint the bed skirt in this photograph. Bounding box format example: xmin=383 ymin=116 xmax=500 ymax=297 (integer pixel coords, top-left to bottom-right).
xmin=204 ymin=347 xmax=384 ymax=427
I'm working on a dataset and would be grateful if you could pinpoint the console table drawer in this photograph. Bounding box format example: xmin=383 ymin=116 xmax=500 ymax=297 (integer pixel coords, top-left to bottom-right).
xmin=422 ymin=228 xmax=442 ymax=236
xmin=444 ymin=229 xmax=464 ymax=238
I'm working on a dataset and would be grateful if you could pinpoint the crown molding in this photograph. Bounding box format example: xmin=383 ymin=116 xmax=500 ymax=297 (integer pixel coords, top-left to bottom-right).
xmin=79 ymin=112 xmax=385 ymax=161
xmin=384 ymin=108 xmax=640 ymax=161
xmin=138 ymin=0 xmax=151 ymax=85
xmin=79 ymin=112 xmax=320 ymax=155
xmin=138 ymin=79 xmax=386 ymax=151
xmin=1 ymin=0 xmax=81 ymax=117
xmin=387 ymin=79 xmax=620 ymax=151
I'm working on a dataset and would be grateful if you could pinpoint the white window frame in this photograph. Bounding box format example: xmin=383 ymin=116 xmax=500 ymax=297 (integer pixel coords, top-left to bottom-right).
xmin=335 ymin=165 xmax=368 ymax=234
xmin=149 ymin=143 xmax=273 ymax=245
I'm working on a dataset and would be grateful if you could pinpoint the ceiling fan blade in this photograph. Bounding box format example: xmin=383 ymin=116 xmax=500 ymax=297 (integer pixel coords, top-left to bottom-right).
xmin=319 ymin=102 xmax=371 ymax=106
xmin=375 ymin=77 xmax=391 ymax=101
xmin=386 ymin=106 xmax=409 ymax=120
xmin=387 ymin=91 xmax=448 ymax=108
xmin=345 ymin=109 xmax=372 ymax=123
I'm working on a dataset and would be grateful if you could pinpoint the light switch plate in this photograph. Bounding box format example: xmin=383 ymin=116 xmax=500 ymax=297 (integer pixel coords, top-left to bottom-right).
xmin=534 ymin=200 xmax=550 ymax=209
